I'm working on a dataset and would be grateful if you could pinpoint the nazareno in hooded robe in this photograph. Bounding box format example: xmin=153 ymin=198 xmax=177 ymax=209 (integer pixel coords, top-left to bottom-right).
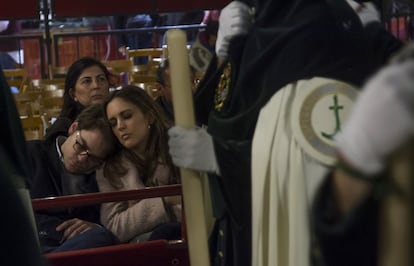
xmin=0 ymin=66 xmax=47 ymax=266
xmin=193 ymin=0 xmax=402 ymax=265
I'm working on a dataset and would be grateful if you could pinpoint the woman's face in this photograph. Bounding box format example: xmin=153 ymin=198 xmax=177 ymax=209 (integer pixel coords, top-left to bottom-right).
xmin=106 ymin=97 xmax=151 ymax=154
xmin=72 ymin=65 xmax=109 ymax=106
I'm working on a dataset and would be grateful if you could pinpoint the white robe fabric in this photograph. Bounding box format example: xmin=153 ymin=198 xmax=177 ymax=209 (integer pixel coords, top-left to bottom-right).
xmin=251 ymin=81 xmax=329 ymax=266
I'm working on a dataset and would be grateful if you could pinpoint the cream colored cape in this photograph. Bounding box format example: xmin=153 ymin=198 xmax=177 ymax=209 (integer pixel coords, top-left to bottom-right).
xmin=251 ymin=80 xmax=332 ymax=266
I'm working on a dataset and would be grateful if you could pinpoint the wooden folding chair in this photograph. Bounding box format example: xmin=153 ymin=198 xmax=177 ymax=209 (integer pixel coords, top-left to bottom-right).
xmin=20 ymin=116 xmax=44 ymax=140
xmin=13 ymin=92 xmax=43 ymax=118
xmin=41 ymin=97 xmax=63 ymax=125
xmin=103 ymin=60 xmax=134 ymax=86
xmin=4 ymin=68 xmax=31 ymax=92
xmin=143 ymin=82 xmax=160 ymax=100
xmin=126 ymin=48 xmax=164 ymax=69
xmin=3 ymin=68 xmax=27 ymax=80
xmin=15 ymin=101 xmax=31 ymax=118
xmin=32 ymin=79 xmax=65 ymax=91
xmin=42 ymin=97 xmax=63 ymax=109
xmin=42 ymin=89 xmax=64 ymax=98
xmin=161 ymin=44 xmax=191 ymax=60
xmin=49 ymin=66 xmax=69 ymax=79
xmin=130 ymin=73 xmax=157 ymax=83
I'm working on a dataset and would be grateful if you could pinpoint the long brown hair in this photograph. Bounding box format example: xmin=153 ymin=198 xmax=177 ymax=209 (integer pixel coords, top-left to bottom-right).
xmin=103 ymin=85 xmax=179 ymax=187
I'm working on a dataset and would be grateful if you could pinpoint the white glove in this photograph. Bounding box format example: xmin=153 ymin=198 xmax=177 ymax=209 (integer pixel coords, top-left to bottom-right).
xmin=216 ymin=1 xmax=253 ymax=59
xmin=336 ymin=60 xmax=414 ymax=176
xmin=346 ymin=0 xmax=380 ymax=26
xmin=168 ymin=126 xmax=220 ymax=175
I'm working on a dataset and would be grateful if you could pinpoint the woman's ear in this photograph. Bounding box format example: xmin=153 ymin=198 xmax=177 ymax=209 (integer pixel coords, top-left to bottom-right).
xmin=68 ymin=121 xmax=78 ymax=135
xmin=69 ymin=88 xmax=77 ymax=101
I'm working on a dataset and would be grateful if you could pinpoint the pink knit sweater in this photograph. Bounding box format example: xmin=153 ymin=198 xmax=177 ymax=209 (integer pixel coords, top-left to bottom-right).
xmin=96 ymin=158 xmax=181 ymax=243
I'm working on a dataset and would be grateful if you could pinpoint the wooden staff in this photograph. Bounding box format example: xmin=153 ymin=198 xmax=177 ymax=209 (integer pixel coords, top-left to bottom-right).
xmin=379 ymin=138 xmax=414 ymax=266
xmin=167 ymin=29 xmax=211 ymax=266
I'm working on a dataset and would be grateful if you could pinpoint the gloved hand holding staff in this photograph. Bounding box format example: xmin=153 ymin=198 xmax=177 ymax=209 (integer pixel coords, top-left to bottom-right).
xmin=166 ymin=29 xmax=211 ymax=266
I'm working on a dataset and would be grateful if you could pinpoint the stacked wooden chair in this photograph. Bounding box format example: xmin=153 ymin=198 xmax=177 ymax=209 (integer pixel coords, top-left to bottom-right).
xmin=103 ymin=59 xmax=135 ymax=88
xmin=12 ymin=76 xmax=65 ymax=140
xmin=4 ymin=68 xmax=32 ymax=93
xmin=125 ymin=48 xmax=165 ymax=99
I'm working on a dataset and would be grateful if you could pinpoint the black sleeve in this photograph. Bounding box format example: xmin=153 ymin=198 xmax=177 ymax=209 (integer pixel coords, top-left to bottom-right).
xmin=364 ymin=22 xmax=403 ymax=66
xmin=213 ymin=138 xmax=251 ymax=186
xmin=0 ymin=147 xmax=47 ymax=266
xmin=211 ymin=137 xmax=252 ymax=224
xmin=0 ymin=65 xmax=46 ymax=262
xmin=312 ymin=174 xmax=379 ymax=266
xmin=0 ymin=65 xmax=30 ymax=187
xmin=43 ymin=117 xmax=72 ymax=142
xmin=35 ymin=213 xmax=65 ymax=246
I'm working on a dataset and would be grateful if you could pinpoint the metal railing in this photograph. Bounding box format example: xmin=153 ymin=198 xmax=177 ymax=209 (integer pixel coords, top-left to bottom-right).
xmin=3 ymin=11 xmax=414 ymax=79
xmin=0 ymin=33 xmax=45 ymax=77
xmin=51 ymin=24 xmax=205 ymax=67
xmin=0 ymin=23 xmax=204 ymax=79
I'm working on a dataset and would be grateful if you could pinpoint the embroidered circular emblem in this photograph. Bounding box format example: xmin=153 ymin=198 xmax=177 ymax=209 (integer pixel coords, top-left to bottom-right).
xmin=291 ymin=77 xmax=359 ymax=165
xmin=214 ymin=62 xmax=231 ymax=111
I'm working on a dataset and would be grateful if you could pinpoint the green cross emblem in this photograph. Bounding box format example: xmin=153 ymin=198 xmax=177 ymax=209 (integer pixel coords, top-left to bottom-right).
xmin=321 ymin=94 xmax=343 ymax=140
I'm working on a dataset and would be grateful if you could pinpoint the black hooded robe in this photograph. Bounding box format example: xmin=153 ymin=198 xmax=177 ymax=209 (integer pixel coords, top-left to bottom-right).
xmin=194 ymin=0 xmax=402 ymax=265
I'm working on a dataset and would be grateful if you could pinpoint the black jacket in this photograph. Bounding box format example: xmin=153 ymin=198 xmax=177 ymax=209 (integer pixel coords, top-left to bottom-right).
xmin=43 ymin=117 xmax=72 ymax=142
xmin=193 ymin=1 xmax=402 ymax=265
xmin=0 ymin=66 xmax=46 ymax=266
xmin=27 ymin=139 xmax=100 ymax=248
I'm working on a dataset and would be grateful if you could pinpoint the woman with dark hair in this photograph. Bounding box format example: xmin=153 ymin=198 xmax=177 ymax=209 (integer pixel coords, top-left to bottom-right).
xmin=44 ymin=56 xmax=114 ymax=142
xmin=96 ymin=85 xmax=181 ymax=243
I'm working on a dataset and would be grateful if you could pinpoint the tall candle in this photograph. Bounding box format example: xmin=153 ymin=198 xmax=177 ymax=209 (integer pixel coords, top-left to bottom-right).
xmin=167 ymin=29 xmax=211 ymax=266
xmin=379 ymin=139 xmax=414 ymax=266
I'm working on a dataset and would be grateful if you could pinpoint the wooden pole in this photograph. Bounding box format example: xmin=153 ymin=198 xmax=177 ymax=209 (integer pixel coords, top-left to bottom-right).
xmin=379 ymin=138 xmax=414 ymax=266
xmin=166 ymin=29 xmax=211 ymax=266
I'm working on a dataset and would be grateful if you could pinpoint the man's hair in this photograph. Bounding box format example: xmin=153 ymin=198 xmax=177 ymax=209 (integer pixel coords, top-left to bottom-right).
xmin=75 ymin=104 xmax=119 ymax=156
